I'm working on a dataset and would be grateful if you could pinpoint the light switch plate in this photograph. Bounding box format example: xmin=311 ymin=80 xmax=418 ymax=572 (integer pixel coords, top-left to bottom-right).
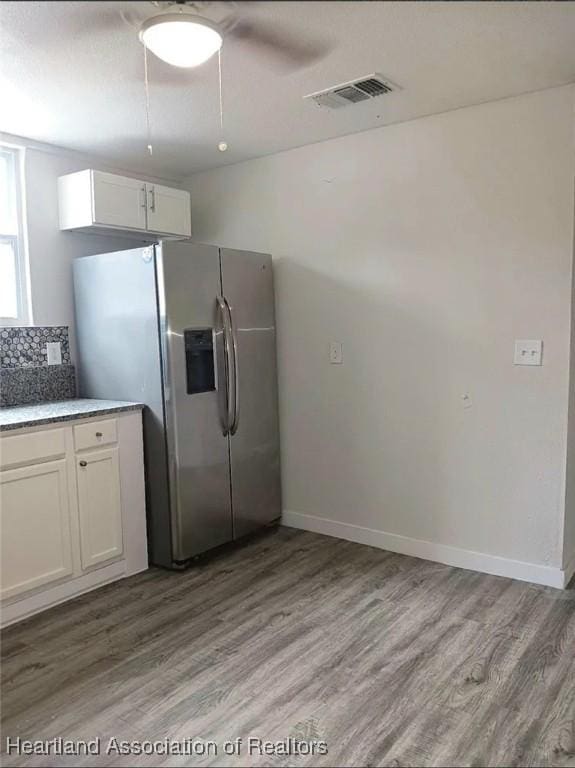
xmin=514 ymin=339 xmax=542 ymax=366
xmin=329 ymin=342 xmax=343 ymax=364
xmin=46 ymin=342 xmax=62 ymax=365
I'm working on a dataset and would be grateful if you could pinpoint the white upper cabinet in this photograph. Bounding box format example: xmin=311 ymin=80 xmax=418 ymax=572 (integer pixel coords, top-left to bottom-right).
xmin=58 ymin=169 xmax=191 ymax=239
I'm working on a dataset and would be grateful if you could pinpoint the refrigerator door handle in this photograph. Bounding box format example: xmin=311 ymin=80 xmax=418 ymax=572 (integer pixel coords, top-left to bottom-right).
xmin=226 ymin=298 xmax=240 ymax=435
xmin=216 ymin=295 xmax=234 ymax=434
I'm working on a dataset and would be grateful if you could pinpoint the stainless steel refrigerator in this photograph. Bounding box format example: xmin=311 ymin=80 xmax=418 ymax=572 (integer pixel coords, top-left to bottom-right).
xmin=73 ymin=242 xmax=281 ymax=568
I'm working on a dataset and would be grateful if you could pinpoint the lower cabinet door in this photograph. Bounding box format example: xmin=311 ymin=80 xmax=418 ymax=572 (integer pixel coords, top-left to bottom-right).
xmin=0 ymin=459 xmax=74 ymax=600
xmin=76 ymin=447 xmax=123 ymax=569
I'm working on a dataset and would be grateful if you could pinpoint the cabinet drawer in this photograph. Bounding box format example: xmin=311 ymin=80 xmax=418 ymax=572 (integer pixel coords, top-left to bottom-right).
xmin=0 ymin=429 xmax=66 ymax=470
xmin=74 ymin=419 xmax=117 ymax=451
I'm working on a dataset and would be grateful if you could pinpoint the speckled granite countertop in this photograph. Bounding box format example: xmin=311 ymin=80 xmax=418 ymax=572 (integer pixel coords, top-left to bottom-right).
xmin=0 ymin=399 xmax=144 ymax=432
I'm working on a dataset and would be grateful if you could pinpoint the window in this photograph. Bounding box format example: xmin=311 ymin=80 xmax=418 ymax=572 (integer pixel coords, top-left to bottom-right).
xmin=0 ymin=146 xmax=29 ymax=324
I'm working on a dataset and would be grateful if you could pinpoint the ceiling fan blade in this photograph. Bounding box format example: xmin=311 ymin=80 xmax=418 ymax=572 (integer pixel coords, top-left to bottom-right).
xmin=64 ymin=1 xmax=162 ymax=39
xmin=226 ymin=19 xmax=332 ymax=72
xmin=8 ymin=3 xmax=154 ymax=50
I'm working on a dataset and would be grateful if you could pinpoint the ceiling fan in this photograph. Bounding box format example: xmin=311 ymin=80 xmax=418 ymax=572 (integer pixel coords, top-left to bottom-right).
xmin=124 ymin=0 xmax=332 ymax=71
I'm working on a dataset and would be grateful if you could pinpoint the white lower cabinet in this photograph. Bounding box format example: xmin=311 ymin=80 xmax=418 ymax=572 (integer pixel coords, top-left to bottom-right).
xmin=76 ymin=447 xmax=123 ymax=569
xmin=0 ymin=459 xmax=74 ymax=600
xmin=0 ymin=411 xmax=148 ymax=626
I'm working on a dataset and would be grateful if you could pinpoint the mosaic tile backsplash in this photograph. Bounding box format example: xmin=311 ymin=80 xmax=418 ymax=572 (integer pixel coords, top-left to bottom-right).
xmin=0 ymin=326 xmax=76 ymax=407
xmin=1 ymin=326 xmax=71 ymax=368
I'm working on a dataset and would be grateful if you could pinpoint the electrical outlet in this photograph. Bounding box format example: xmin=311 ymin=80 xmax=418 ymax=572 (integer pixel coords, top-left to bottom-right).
xmin=329 ymin=342 xmax=343 ymax=364
xmin=514 ymin=340 xmax=542 ymax=366
xmin=46 ymin=342 xmax=62 ymax=365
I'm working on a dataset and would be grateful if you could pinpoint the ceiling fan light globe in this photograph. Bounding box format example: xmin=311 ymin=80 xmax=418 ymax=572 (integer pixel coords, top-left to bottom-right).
xmin=140 ymin=15 xmax=223 ymax=68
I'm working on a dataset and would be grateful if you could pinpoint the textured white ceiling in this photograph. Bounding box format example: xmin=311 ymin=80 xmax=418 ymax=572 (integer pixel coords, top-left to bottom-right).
xmin=1 ymin=1 xmax=574 ymax=179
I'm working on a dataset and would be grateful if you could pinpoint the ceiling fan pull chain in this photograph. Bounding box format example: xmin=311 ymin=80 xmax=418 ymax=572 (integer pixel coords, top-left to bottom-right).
xmin=143 ymin=43 xmax=153 ymax=156
xmin=218 ymin=48 xmax=227 ymax=152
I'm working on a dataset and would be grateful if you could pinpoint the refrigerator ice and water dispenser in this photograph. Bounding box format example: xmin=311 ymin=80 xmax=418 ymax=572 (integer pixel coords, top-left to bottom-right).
xmin=184 ymin=328 xmax=215 ymax=394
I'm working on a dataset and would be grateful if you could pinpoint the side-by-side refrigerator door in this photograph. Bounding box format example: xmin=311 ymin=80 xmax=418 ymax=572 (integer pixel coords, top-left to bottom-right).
xmin=220 ymin=248 xmax=282 ymax=539
xmin=156 ymin=241 xmax=233 ymax=562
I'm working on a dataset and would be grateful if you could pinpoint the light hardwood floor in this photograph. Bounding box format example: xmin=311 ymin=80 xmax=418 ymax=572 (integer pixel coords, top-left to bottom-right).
xmin=1 ymin=526 xmax=574 ymax=767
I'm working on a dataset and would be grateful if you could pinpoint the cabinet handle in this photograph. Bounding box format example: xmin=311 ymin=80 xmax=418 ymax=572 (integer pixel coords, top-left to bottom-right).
xmin=148 ymin=186 xmax=156 ymax=213
xmin=95 ymin=432 xmax=103 ymax=437
xmin=140 ymin=185 xmax=147 ymax=209
xmin=79 ymin=460 xmax=88 ymax=467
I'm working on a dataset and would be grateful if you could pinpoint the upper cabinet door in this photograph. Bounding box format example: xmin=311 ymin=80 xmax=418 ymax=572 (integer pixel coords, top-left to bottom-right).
xmin=146 ymin=184 xmax=191 ymax=237
xmin=92 ymin=171 xmax=147 ymax=231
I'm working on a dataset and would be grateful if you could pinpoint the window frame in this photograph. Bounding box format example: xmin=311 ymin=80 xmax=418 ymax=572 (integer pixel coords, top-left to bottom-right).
xmin=0 ymin=145 xmax=30 ymax=326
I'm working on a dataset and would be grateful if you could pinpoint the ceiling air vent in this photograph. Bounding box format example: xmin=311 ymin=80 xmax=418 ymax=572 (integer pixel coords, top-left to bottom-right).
xmin=304 ymin=73 xmax=399 ymax=110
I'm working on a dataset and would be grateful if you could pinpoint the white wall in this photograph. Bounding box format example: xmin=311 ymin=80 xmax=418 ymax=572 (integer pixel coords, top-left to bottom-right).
xmin=185 ymin=86 xmax=575 ymax=582
xmin=0 ymin=132 xmax=178 ymax=360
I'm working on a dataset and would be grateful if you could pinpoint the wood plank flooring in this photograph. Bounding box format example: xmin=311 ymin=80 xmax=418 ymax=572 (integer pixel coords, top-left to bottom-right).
xmin=1 ymin=526 xmax=574 ymax=767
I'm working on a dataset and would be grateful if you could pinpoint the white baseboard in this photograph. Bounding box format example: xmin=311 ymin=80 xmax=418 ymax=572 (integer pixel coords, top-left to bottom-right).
xmin=282 ymin=510 xmax=568 ymax=589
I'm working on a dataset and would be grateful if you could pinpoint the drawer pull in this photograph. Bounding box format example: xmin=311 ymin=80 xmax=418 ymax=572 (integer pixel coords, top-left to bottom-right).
xmin=74 ymin=418 xmax=117 ymax=451
xmin=79 ymin=460 xmax=88 ymax=467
